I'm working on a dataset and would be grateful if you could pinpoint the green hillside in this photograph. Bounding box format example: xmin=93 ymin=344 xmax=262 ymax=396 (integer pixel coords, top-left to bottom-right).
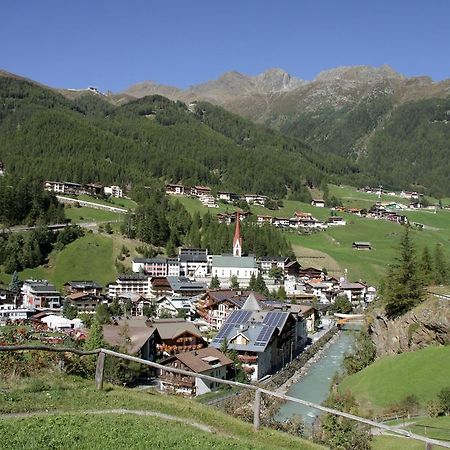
xmin=172 ymin=193 xmax=450 ymax=285
xmin=0 ymin=233 xmax=141 ymax=290
xmin=0 ymin=375 xmax=322 ymax=450
xmin=339 ymin=346 xmax=450 ymax=413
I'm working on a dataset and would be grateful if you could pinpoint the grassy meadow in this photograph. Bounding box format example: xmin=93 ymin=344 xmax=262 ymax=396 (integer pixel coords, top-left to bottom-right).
xmin=0 ymin=375 xmax=322 ymax=450
xmin=0 ymin=232 xmax=142 ymax=290
xmin=338 ymin=346 xmax=450 ymax=414
xmin=172 ymin=190 xmax=450 ymax=285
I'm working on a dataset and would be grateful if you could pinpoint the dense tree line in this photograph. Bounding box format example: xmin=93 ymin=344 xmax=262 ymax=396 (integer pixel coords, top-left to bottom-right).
xmin=0 ymin=225 xmax=84 ymax=273
xmin=0 ymin=176 xmax=65 ymax=226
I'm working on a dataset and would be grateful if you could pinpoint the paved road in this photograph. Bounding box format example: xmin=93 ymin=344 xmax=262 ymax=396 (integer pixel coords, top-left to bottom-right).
xmin=56 ymin=195 xmax=127 ymax=213
xmin=1 ymin=220 xmax=121 ymax=234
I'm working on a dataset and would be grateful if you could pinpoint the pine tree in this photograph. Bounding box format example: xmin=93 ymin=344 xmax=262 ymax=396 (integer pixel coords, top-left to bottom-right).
xmin=248 ymin=273 xmax=257 ymax=291
xmin=229 ymin=275 xmax=240 ymax=290
xmin=255 ymin=272 xmax=269 ymax=296
xmin=62 ymin=298 xmax=78 ymax=320
xmin=383 ymin=227 xmax=424 ymax=318
xmin=209 ymin=275 xmax=220 ymax=289
xmin=433 ymin=244 xmax=448 ymax=285
xmin=419 ymin=246 xmax=433 ymax=282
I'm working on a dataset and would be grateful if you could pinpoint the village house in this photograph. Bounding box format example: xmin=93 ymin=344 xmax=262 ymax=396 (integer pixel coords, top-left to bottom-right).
xmin=199 ymin=194 xmax=218 ymax=208
xmin=159 ymin=347 xmax=233 ymax=397
xmin=132 ymin=257 xmax=179 ymax=277
xmin=400 ymin=190 xmax=420 ymax=200
xmin=256 ymin=215 xmax=274 ymax=226
xmin=211 ymin=294 xmax=307 ymax=381
xmin=339 ymin=280 xmax=368 ymax=306
xmin=257 ymin=256 xmax=290 ymax=273
xmin=299 ymin=267 xmax=325 ymax=280
xmin=0 ymin=305 xmax=36 ymax=322
xmin=195 ymin=289 xmax=269 ymax=329
xmin=243 ymin=194 xmax=268 ymax=206
xmin=44 ymin=181 xmax=84 ymax=195
xmin=165 ymin=183 xmax=186 ymax=196
xmin=272 ymin=217 xmax=290 ymax=228
xmin=108 ymin=274 xmax=152 ymax=298
xmin=104 ymin=185 xmax=123 ymax=198
xmin=326 ymin=216 xmax=346 ymax=226
xmin=191 ymin=186 xmax=211 ymax=198
xmin=352 ymin=241 xmax=372 ymax=250
xmin=311 ymin=199 xmax=325 ymax=208
xmin=21 ymin=280 xmax=61 ymax=309
xmin=155 ymin=296 xmax=195 ymax=319
xmin=103 ymin=318 xmax=161 ymax=361
xmin=84 ymin=183 xmax=104 ymax=196
xmin=284 ymin=260 xmax=301 ymax=277
xmin=64 ymin=281 xmax=102 ymax=296
xmin=217 ymin=191 xmax=239 ymax=203
xmin=178 ymin=248 xmax=209 ymax=277
xmin=41 ymin=314 xmax=83 ymax=331
xmin=65 ymin=292 xmax=102 ymax=313
xmin=151 ymin=318 xmax=206 ymax=356
xmin=150 ymin=276 xmax=207 ymax=299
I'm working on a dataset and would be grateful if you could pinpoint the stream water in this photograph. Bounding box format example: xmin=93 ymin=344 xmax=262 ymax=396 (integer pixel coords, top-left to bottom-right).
xmin=276 ymin=329 xmax=356 ymax=424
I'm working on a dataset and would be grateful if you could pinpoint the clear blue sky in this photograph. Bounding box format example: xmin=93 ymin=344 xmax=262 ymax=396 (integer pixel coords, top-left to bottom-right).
xmin=1 ymin=0 xmax=449 ymax=91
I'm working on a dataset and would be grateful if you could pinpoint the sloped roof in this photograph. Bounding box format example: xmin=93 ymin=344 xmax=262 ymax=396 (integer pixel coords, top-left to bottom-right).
xmin=103 ymin=319 xmax=160 ymax=354
xmin=163 ymin=347 xmax=232 ymax=374
xmin=152 ymin=318 xmax=203 ymax=340
xmin=211 ymin=255 xmax=258 ymax=269
xmin=242 ymin=293 xmax=263 ymax=311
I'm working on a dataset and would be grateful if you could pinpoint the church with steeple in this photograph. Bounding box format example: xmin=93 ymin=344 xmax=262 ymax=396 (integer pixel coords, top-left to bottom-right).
xmin=211 ymin=212 xmax=259 ymax=287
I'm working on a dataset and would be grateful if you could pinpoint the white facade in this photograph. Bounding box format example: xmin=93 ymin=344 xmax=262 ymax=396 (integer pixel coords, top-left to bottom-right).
xmin=108 ymin=276 xmax=152 ymax=298
xmin=41 ymin=315 xmax=83 ymax=331
xmin=21 ymin=280 xmax=61 ymax=309
xmin=104 ymin=185 xmax=123 ymax=198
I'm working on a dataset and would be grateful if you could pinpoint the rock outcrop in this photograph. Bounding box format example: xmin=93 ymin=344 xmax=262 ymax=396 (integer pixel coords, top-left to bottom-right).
xmin=369 ymin=297 xmax=450 ymax=357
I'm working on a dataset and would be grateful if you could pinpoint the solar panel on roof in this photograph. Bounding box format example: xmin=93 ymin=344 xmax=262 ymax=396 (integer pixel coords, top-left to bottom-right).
xmin=215 ymin=323 xmax=234 ymax=341
xmin=254 ymin=325 xmax=276 ymax=346
xmin=263 ymin=311 xmax=286 ymax=328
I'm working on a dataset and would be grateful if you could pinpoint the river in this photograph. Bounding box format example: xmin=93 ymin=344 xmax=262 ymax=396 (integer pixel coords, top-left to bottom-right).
xmin=276 ymin=329 xmax=356 ymax=424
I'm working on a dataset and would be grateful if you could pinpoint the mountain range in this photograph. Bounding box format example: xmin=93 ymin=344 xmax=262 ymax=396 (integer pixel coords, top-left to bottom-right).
xmin=112 ymin=65 xmax=450 ymax=196
xmin=1 ymin=65 xmax=449 ymax=196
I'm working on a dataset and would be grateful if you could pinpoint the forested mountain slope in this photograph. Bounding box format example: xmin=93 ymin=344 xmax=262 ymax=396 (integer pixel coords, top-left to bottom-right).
xmin=0 ymin=74 xmax=360 ymax=198
xmin=120 ymin=65 xmax=450 ymax=196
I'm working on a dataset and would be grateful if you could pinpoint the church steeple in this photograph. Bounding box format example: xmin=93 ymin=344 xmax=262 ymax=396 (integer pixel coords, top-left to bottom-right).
xmin=233 ymin=212 xmax=243 ymax=257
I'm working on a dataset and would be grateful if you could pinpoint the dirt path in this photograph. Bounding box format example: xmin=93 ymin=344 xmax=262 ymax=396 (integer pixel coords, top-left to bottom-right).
xmin=0 ymin=409 xmax=213 ymax=433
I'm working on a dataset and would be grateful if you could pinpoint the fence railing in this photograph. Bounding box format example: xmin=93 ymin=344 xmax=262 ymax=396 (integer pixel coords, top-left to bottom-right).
xmin=1 ymin=345 xmax=448 ymax=449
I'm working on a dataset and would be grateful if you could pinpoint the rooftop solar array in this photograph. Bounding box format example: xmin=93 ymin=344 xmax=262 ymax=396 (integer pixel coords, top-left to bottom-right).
xmin=263 ymin=311 xmax=287 ymax=329
xmin=254 ymin=325 xmax=276 ymax=347
xmin=211 ymin=310 xmax=252 ymax=344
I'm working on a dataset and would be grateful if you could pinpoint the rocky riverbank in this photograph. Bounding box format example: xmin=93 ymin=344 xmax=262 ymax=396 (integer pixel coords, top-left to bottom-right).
xmin=265 ymin=326 xmax=339 ymax=392
xmin=275 ymin=330 xmax=341 ymax=395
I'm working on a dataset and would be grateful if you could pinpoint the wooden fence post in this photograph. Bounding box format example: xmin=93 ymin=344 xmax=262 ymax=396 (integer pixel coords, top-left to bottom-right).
xmin=253 ymin=389 xmax=261 ymax=432
xmin=95 ymin=351 xmax=105 ymax=390
xmin=425 ymin=443 xmax=433 ymax=450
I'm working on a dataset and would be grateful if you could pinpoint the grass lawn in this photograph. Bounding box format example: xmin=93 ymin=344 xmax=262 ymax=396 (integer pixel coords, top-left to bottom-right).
xmin=371 ymin=435 xmax=429 ymax=450
xmin=0 ymin=375 xmax=322 ymax=450
xmin=64 ymin=205 xmax=124 ymax=223
xmin=339 ymin=346 xmax=450 ymax=414
xmin=0 ymin=232 xmax=143 ymax=290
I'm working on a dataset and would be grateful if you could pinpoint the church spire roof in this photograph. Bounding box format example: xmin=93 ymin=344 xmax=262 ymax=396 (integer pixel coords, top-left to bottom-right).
xmin=233 ymin=212 xmax=243 ymax=257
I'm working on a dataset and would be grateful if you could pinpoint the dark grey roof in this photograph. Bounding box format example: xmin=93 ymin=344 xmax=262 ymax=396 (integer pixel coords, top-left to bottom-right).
xmin=66 ymin=281 xmax=102 ymax=289
xmin=178 ymin=253 xmax=207 ymax=263
xmin=133 ymin=257 xmax=167 ymax=264
xmin=211 ymin=309 xmax=291 ymax=352
xmin=166 ymin=276 xmax=207 ymax=292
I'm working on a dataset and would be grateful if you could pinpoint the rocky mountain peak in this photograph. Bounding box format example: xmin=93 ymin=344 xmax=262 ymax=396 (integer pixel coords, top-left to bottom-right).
xmin=253 ymin=68 xmax=307 ymax=92
xmin=314 ymin=64 xmax=405 ymax=83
